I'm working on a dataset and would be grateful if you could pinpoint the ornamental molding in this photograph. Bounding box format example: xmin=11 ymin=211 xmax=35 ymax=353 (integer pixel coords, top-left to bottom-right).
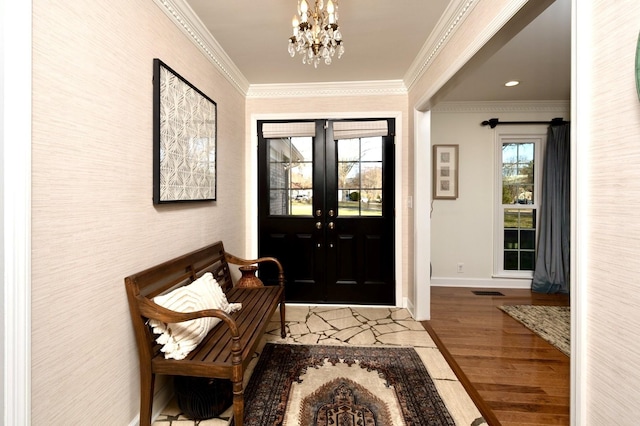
xmin=154 ymin=0 xmax=531 ymax=102
xmin=153 ymin=0 xmax=250 ymax=95
xmin=246 ymin=80 xmax=407 ymax=99
xmin=153 ymin=0 xmax=478 ymax=99
xmin=403 ymin=0 xmax=478 ymax=91
xmin=432 ymin=100 xmax=570 ymax=114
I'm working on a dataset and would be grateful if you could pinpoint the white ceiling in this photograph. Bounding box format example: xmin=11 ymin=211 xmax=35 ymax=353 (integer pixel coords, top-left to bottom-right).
xmin=183 ymin=0 xmax=570 ymax=102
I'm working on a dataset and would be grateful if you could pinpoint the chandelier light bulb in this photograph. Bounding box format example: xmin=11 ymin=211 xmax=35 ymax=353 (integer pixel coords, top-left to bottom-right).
xmin=300 ymin=0 xmax=309 ymax=22
xmin=288 ymin=0 xmax=343 ymax=67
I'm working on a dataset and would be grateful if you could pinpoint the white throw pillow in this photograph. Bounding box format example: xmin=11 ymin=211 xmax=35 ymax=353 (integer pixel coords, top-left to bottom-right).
xmin=148 ymin=272 xmax=242 ymax=360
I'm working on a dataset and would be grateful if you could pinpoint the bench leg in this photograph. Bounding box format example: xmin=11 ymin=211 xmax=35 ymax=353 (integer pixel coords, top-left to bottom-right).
xmin=279 ymin=302 xmax=286 ymax=338
xmin=139 ymin=370 xmax=155 ymax=426
xmin=232 ymin=380 xmax=244 ymax=426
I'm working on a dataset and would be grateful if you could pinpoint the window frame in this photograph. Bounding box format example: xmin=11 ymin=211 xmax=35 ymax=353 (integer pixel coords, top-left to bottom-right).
xmin=493 ymin=133 xmax=545 ymax=278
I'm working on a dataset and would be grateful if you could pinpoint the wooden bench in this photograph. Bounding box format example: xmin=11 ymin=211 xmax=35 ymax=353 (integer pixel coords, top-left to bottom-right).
xmin=124 ymin=241 xmax=286 ymax=426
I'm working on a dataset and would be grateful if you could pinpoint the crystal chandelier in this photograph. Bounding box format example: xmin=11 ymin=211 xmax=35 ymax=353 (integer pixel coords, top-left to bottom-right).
xmin=288 ymin=0 xmax=344 ymax=67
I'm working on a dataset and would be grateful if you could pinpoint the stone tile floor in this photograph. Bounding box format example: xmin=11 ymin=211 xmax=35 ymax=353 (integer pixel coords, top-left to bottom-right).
xmin=152 ymin=305 xmax=483 ymax=425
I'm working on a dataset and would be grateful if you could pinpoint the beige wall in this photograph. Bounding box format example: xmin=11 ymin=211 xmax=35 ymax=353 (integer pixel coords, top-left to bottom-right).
xmin=246 ymin=95 xmax=411 ymax=302
xmin=578 ymin=1 xmax=640 ymax=423
xmin=31 ymin=0 xmax=245 ymax=423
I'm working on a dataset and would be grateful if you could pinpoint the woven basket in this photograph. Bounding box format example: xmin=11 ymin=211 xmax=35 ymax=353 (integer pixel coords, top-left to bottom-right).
xmin=174 ymin=376 xmax=233 ymax=420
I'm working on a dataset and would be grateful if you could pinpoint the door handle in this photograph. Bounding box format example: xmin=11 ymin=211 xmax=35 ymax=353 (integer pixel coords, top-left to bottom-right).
xmin=316 ymin=222 xmax=323 ymax=230
xmin=327 ymin=222 xmax=335 ymax=230
xmin=328 ymin=209 xmax=335 ymax=217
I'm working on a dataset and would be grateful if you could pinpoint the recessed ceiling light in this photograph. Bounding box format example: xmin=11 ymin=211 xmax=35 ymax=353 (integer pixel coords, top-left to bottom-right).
xmin=505 ymin=80 xmax=520 ymax=87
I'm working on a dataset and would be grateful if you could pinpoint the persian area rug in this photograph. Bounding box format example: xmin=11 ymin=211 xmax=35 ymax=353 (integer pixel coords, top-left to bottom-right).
xmin=499 ymin=305 xmax=570 ymax=356
xmin=244 ymin=343 xmax=457 ymax=426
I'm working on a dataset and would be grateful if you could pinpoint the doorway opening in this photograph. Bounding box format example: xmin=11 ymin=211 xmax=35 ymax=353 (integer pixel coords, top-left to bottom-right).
xmin=257 ymin=118 xmax=395 ymax=304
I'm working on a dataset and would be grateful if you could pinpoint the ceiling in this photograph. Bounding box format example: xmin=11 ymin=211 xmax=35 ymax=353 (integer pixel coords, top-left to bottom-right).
xmin=183 ymin=0 xmax=570 ymax=102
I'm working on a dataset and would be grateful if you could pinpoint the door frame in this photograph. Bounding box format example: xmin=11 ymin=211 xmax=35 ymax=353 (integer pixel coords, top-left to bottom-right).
xmin=249 ymin=111 xmax=404 ymax=307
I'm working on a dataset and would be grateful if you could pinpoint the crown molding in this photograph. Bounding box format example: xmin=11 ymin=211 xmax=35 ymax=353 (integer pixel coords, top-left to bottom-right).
xmin=432 ymin=100 xmax=571 ymax=113
xmin=246 ymin=80 xmax=408 ymax=99
xmin=152 ymin=0 xmax=250 ymax=95
xmin=404 ymin=0 xmax=478 ymax=91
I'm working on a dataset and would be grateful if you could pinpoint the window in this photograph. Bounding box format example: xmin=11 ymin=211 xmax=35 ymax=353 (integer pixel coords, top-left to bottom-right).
xmin=494 ymin=135 xmax=544 ymax=277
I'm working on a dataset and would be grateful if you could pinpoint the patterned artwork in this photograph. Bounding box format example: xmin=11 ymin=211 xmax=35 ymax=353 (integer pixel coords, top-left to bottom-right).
xmin=153 ymin=59 xmax=216 ymax=203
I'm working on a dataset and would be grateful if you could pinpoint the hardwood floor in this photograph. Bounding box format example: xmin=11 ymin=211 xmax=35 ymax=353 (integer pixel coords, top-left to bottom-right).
xmin=422 ymin=287 xmax=570 ymax=426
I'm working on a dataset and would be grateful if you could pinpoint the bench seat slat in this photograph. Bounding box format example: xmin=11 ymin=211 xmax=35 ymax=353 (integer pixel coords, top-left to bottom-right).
xmin=151 ymin=286 xmax=283 ymax=378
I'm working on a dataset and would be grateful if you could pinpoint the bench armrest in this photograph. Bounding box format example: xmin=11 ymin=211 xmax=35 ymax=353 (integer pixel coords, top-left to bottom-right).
xmin=224 ymin=252 xmax=285 ymax=286
xmin=137 ymin=296 xmax=240 ymax=337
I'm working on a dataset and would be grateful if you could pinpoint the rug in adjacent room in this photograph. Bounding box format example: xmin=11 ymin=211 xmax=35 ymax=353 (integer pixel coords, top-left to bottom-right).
xmin=243 ymin=343 xmax=460 ymax=426
xmin=499 ymin=305 xmax=570 ymax=356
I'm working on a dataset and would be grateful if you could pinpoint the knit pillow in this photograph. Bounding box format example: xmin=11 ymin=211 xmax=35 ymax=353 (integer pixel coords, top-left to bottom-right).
xmin=148 ymin=272 xmax=241 ymax=360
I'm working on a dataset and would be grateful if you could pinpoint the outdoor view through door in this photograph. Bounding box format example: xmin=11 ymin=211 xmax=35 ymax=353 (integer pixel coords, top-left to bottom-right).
xmin=257 ymin=119 xmax=395 ymax=304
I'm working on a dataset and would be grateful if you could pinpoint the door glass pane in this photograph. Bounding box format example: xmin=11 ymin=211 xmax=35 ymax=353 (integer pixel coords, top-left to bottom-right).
xmin=363 ymin=189 xmax=383 ymax=215
xmin=361 ymin=137 xmax=383 ymax=161
xmin=337 ymin=137 xmax=383 ymax=217
xmin=268 ymin=137 xmax=313 ymax=216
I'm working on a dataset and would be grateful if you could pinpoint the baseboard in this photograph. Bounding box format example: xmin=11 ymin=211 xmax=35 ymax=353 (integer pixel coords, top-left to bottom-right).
xmin=127 ymin=383 xmax=174 ymax=426
xmin=430 ymin=277 xmax=532 ymax=289
xmin=404 ymin=297 xmax=415 ymax=318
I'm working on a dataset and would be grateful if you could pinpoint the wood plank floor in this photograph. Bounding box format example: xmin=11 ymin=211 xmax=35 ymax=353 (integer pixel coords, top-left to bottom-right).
xmin=422 ymin=287 xmax=570 ymax=426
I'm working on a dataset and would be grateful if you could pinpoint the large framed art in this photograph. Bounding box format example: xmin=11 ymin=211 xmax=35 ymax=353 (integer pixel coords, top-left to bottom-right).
xmin=153 ymin=59 xmax=217 ymax=204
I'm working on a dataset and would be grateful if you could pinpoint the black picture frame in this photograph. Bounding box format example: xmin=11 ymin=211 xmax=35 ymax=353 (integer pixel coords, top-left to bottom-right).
xmin=153 ymin=59 xmax=217 ymax=204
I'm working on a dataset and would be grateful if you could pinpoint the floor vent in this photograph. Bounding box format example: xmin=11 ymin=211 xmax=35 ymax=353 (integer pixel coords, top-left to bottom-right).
xmin=471 ymin=290 xmax=505 ymax=296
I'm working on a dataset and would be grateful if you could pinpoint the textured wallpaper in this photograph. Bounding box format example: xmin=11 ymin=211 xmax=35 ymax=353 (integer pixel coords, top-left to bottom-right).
xmin=30 ymin=0 xmax=245 ymax=423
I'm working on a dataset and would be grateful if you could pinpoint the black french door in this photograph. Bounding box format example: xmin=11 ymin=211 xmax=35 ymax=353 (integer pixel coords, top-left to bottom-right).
xmin=257 ymin=119 xmax=395 ymax=304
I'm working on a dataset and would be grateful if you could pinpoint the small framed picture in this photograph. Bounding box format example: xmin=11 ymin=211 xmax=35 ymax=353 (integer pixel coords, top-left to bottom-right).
xmin=433 ymin=144 xmax=459 ymax=200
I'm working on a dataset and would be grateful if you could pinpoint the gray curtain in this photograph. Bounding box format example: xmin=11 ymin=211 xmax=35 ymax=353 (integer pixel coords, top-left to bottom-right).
xmin=532 ymin=123 xmax=570 ymax=293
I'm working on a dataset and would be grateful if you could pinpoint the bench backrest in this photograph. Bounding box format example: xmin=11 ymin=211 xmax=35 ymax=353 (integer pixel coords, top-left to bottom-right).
xmin=124 ymin=241 xmax=233 ymax=361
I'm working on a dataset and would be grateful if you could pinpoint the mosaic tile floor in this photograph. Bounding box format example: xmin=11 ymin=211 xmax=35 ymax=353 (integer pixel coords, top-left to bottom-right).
xmin=151 ymin=306 xmax=483 ymax=425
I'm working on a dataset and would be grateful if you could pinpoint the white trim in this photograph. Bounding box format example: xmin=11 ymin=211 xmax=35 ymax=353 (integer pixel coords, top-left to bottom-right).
xmin=151 ymin=0 xmax=250 ymax=95
xmin=430 ymin=277 xmax=532 ymax=289
xmin=432 ymin=100 xmax=570 ymax=114
xmin=127 ymin=382 xmax=174 ymax=426
xmin=493 ymin=133 xmax=545 ymax=276
xmin=248 ymin=112 xmax=404 ymax=308
xmin=413 ymin=109 xmax=432 ymax=321
xmin=414 ymin=0 xmax=528 ymax=111
xmin=247 ymin=80 xmax=407 ymax=99
xmin=404 ymin=0 xmax=479 ymax=91
xmin=2 ymin=0 xmax=32 ymax=424
xmin=152 ymin=0 xmax=409 ymax=99
xmin=572 ymin=0 xmax=587 ymax=423
xmin=403 ymin=297 xmax=414 ymax=316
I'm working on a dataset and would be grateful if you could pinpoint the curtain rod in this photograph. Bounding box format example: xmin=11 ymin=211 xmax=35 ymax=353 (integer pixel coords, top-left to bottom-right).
xmin=481 ymin=117 xmax=568 ymax=129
